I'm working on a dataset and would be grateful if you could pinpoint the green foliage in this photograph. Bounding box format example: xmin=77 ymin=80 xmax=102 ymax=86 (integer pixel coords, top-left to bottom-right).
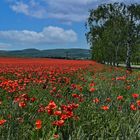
xmin=86 ymin=2 xmax=140 ymax=68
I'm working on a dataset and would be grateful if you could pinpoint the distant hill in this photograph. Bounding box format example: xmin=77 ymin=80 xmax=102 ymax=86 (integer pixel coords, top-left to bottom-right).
xmin=0 ymin=48 xmax=91 ymax=59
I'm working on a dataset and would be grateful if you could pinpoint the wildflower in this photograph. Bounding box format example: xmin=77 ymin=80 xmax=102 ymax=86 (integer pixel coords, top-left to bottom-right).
xmin=60 ymin=114 xmax=69 ymax=120
xmin=72 ymin=94 xmax=79 ymax=98
xmin=106 ymin=98 xmax=111 ymax=102
xmin=35 ymin=119 xmax=42 ymax=129
xmin=30 ymin=97 xmax=36 ymax=102
xmin=71 ymin=84 xmax=76 ymax=90
xmin=117 ymin=96 xmax=123 ymax=101
xmin=136 ymin=100 xmax=140 ymax=106
xmin=89 ymin=87 xmax=95 ymax=92
xmin=116 ymin=76 xmax=126 ymax=80
xmin=101 ymin=106 xmax=109 ymax=111
xmin=71 ymin=103 xmax=79 ymax=109
xmin=93 ymin=98 xmax=100 ymax=103
xmin=0 ymin=119 xmax=6 ymax=126
xmin=46 ymin=101 xmax=57 ymax=110
xmin=132 ymin=93 xmax=139 ymax=99
xmin=54 ymin=110 xmax=62 ymax=116
xmin=61 ymin=111 xmax=73 ymax=120
xmin=18 ymin=101 xmax=26 ymax=108
xmin=130 ymin=104 xmax=137 ymax=111
xmin=47 ymin=109 xmax=53 ymax=115
xmin=14 ymin=97 xmax=20 ymax=103
xmin=77 ymin=85 xmax=83 ymax=92
xmin=52 ymin=120 xmax=64 ymax=127
xmin=126 ymin=85 xmax=131 ymax=90
xmin=79 ymin=97 xmax=84 ymax=102
xmin=89 ymin=82 xmax=95 ymax=87
xmin=112 ymin=78 xmax=115 ymax=81
xmin=52 ymin=87 xmax=57 ymax=92
xmin=38 ymin=105 xmax=45 ymax=113
xmin=21 ymin=94 xmax=29 ymax=101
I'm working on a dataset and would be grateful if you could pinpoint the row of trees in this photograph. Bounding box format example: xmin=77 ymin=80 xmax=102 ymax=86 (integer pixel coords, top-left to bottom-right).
xmin=86 ymin=2 xmax=140 ymax=69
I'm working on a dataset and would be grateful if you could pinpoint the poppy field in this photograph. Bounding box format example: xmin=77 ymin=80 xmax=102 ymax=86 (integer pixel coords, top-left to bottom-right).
xmin=0 ymin=58 xmax=140 ymax=140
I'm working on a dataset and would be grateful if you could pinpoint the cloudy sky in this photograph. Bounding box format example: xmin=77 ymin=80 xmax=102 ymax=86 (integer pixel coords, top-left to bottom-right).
xmin=0 ymin=0 xmax=139 ymax=50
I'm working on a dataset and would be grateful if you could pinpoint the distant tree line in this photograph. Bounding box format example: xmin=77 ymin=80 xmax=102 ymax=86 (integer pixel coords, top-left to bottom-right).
xmin=86 ymin=2 xmax=140 ymax=70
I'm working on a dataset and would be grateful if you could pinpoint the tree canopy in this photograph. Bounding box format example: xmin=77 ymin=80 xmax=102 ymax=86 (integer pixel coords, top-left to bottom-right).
xmin=86 ymin=2 xmax=140 ymax=69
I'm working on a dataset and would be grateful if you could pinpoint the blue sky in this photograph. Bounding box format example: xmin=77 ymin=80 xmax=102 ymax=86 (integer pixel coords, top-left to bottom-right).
xmin=0 ymin=0 xmax=139 ymax=50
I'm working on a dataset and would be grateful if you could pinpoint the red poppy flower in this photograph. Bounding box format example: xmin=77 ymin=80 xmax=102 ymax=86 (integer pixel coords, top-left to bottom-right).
xmin=116 ymin=76 xmax=126 ymax=80
xmin=136 ymin=100 xmax=140 ymax=106
xmin=30 ymin=97 xmax=36 ymax=102
xmin=126 ymin=85 xmax=131 ymax=90
xmin=101 ymin=106 xmax=109 ymax=111
xmin=93 ymin=98 xmax=100 ymax=103
xmin=106 ymin=98 xmax=111 ymax=102
xmin=52 ymin=120 xmax=64 ymax=127
xmin=72 ymin=94 xmax=79 ymax=98
xmin=0 ymin=119 xmax=7 ymax=126
xmin=35 ymin=119 xmax=42 ymax=129
xmin=47 ymin=109 xmax=53 ymax=115
xmin=18 ymin=101 xmax=26 ymax=108
xmin=54 ymin=110 xmax=62 ymax=116
xmin=117 ymin=96 xmax=123 ymax=100
xmin=130 ymin=104 xmax=137 ymax=111
xmin=46 ymin=101 xmax=57 ymax=110
xmin=132 ymin=93 xmax=139 ymax=99
xmin=89 ymin=83 xmax=95 ymax=87
xmin=89 ymin=87 xmax=95 ymax=92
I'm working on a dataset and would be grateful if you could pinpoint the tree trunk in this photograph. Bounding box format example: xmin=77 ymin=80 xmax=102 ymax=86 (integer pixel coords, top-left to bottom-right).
xmin=115 ymin=46 xmax=119 ymax=67
xmin=126 ymin=44 xmax=131 ymax=71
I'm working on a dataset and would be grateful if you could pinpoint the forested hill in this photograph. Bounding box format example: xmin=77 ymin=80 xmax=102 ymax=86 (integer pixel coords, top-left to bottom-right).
xmin=0 ymin=48 xmax=91 ymax=59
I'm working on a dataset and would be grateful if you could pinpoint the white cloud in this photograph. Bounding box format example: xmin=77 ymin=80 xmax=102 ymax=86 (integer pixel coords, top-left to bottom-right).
xmin=10 ymin=1 xmax=46 ymax=18
xmin=8 ymin=0 xmax=140 ymax=22
xmin=0 ymin=26 xmax=77 ymax=44
xmin=0 ymin=43 xmax=11 ymax=49
xmin=11 ymin=2 xmax=28 ymax=15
